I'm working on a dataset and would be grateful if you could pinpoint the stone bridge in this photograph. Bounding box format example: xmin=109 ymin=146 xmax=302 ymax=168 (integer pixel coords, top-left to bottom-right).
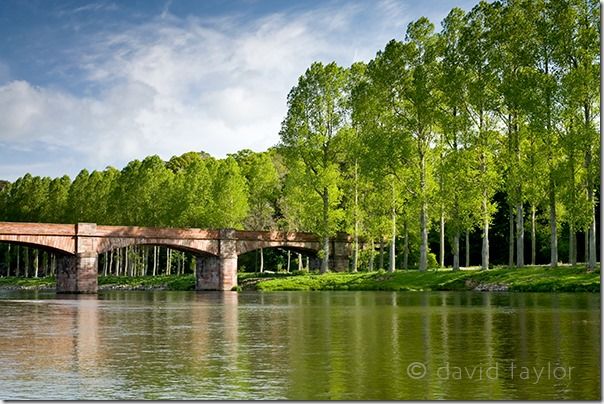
xmin=0 ymin=222 xmax=351 ymax=293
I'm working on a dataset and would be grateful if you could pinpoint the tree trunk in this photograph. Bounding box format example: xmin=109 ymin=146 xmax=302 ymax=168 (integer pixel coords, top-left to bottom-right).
xmin=453 ymin=232 xmax=460 ymax=271
xmin=177 ymin=252 xmax=181 ymax=275
xmin=508 ymin=207 xmax=514 ymax=268
xmin=584 ymin=104 xmax=596 ymax=271
xmin=403 ymin=224 xmax=409 ymax=270
xmin=24 ymin=246 xmax=29 ymax=278
xmin=110 ymin=250 xmax=115 ymax=276
xmin=117 ymin=249 xmax=121 ymax=276
xmin=320 ymin=186 xmax=329 ymax=274
xmin=33 ymin=249 xmax=39 ymax=278
xmin=569 ymin=224 xmax=576 ymax=265
xmin=588 ymin=199 xmax=596 ymax=271
xmin=152 ymin=246 xmax=157 ymax=276
xmin=143 ymin=247 xmax=148 ymax=276
xmin=352 ymin=160 xmax=359 ymax=273
xmin=531 ymin=205 xmax=536 ymax=266
xmin=466 ymin=229 xmax=471 ymax=268
xmin=389 ymin=202 xmax=396 ymax=273
xmin=419 ymin=202 xmax=428 ymax=272
xmin=16 ymin=245 xmax=20 ymax=277
xmin=545 ymin=58 xmax=557 ymax=269
xmin=516 ymin=203 xmax=524 ymax=267
xmin=287 ymin=250 xmax=291 ymax=273
xmin=419 ymin=153 xmax=428 ymax=272
xmin=379 ymin=239 xmax=384 ymax=270
xmin=321 ymin=236 xmax=329 ymax=273
xmin=584 ymin=230 xmax=588 ymax=264
xmin=166 ymin=248 xmax=172 ymax=275
xmin=260 ymin=247 xmax=264 ymax=273
xmin=479 ymin=109 xmax=489 ymax=271
xmin=369 ymin=239 xmax=375 ymax=271
xmin=125 ymin=246 xmax=130 ymax=276
xmin=549 ymin=180 xmax=558 ymax=267
xmin=568 ymin=226 xmax=587 ymax=265
xmin=440 ymin=211 xmax=445 ymax=268
xmin=131 ymin=246 xmax=135 ymax=276
xmin=352 ymin=233 xmax=359 ymax=273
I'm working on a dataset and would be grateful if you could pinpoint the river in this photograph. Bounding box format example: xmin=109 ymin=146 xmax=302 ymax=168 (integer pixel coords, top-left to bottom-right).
xmin=0 ymin=290 xmax=599 ymax=400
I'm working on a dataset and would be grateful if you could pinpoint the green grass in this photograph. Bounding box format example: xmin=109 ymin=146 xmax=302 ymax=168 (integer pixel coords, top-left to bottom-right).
xmin=249 ymin=265 xmax=601 ymax=293
xmin=0 ymin=276 xmax=56 ymax=288
xmin=0 ymin=274 xmax=197 ymax=291
xmin=99 ymin=274 xmax=196 ymax=290
xmin=0 ymin=265 xmax=598 ymax=292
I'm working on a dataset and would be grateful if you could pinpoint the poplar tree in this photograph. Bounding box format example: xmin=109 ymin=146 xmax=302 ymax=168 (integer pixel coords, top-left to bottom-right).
xmin=279 ymin=62 xmax=348 ymax=273
xmin=400 ymin=18 xmax=441 ymax=271
xmin=460 ymin=1 xmax=501 ymax=269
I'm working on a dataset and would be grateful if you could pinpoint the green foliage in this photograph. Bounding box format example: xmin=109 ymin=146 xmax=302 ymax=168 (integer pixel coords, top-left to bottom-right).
xmin=279 ymin=62 xmax=348 ymax=238
xmin=98 ymin=275 xmax=195 ymax=291
xmin=427 ymin=252 xmax=438 ymax=269
xmin=231 ymin=150 xmax=279 ymax=231
xmin=1 ymin=152 xmax=251 ymax=231
xmin=206 ymin=157 xmax=249 ymax=229
xmin=0 ymin=276 xmax=56 ymax=288
xmin=252 ymin=265 xmax=600 ymax=293
xmin=0 ymin=0 xmax=599 ymax=277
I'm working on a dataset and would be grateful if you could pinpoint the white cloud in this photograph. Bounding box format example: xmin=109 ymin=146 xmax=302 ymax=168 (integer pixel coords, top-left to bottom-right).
xmin=0 ymin=0 xmax=421 ymax=180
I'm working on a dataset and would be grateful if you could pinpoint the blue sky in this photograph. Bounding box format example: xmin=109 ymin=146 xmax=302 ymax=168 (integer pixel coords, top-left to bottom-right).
xmin=0 ymin=0 xmax=479 ymax=181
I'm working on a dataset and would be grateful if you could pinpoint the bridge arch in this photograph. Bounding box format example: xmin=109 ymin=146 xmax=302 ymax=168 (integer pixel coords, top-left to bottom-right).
xmin=95 ymin=237 xmax=219 ymax=257
xmin=236 ymin=240 xmax=321 ymax=256
xmin=237 ymin=244 xmax=321 ymax=272
xmin=0 ymin=235 xmax=75 ymax=255
xmin=0 ymin=222 xmax=353 ymax=292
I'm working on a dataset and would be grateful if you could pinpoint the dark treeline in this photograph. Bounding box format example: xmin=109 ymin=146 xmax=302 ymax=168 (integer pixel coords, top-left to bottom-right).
xmin=0 ymin=0 xmax=600 ymax=277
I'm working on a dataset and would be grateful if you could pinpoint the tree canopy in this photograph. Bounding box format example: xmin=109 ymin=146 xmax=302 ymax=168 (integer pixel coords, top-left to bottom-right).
xmin=0 ymin=0 xmax=599 ymax=272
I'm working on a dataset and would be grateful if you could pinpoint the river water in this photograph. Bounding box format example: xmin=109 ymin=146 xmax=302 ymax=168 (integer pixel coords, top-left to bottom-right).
xmin=0 ymin=290 xmax=599 ymax=400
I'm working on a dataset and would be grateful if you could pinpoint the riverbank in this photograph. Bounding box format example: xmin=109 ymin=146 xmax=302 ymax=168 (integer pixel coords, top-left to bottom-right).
xmin=0 ymin=275 xmax=196 ymax=291
xmin=0 ymin=265 xmax=599 ymax=292
xmin=245 ymin=265 xmax=600 ymax=293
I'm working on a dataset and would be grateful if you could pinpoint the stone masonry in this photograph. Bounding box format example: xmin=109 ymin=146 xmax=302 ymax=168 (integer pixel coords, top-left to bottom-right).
xmin=0 ymin=221 xmax=352 ymax=293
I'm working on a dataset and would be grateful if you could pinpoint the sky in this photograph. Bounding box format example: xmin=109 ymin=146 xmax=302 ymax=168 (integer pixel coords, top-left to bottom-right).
xmin=0 ymin=0 xmax=480 ymax=181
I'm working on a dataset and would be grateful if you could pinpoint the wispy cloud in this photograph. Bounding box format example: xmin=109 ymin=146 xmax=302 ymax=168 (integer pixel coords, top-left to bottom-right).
xmin=0 ymin=0 xmax=452 ymax=180
xmin=55 ymin=2 xmax=119 ymax=17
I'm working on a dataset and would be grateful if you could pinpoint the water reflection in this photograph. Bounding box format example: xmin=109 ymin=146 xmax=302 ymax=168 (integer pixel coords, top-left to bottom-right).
xmin=0 ymin=291 xmax=599 ymax=400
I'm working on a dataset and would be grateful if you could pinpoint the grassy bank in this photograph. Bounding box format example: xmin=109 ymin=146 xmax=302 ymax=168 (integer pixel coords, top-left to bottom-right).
xmin=99 ymin=275 xmax=196 ymax=290
xmin=247 ymin=265 xmax=600 ymax=293
xmin=0 ymin=275 xmax=197 ymax=291
xmin=0 ymin=265 xmax=599 ymax=292
xmin=0 ymin=276 xmax=57 ymax=289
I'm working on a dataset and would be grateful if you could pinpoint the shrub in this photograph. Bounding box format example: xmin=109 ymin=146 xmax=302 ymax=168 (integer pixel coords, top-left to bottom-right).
xmin=427 ymin=252 xmax=438 ymax=269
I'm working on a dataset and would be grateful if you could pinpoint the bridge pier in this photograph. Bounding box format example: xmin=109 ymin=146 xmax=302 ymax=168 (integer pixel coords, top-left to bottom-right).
xmin=195 ymin=229 xmax=237 ymax=291
xmin=56 ymin=253 xmax=98 ymax=293
xmin=195 ymin=255 xmax=220 ymax=290
xmin=330 ymin=235 xmax=350 ymax=272
xmin=57 ymin=223 xmax=98 ymax=293
xmin=0 ymin=221 xmax=353 ymax=293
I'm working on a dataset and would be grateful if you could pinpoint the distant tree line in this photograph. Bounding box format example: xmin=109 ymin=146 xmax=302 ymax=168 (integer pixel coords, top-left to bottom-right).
xmin=0 ymin=0 xmax=599 ymax=277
